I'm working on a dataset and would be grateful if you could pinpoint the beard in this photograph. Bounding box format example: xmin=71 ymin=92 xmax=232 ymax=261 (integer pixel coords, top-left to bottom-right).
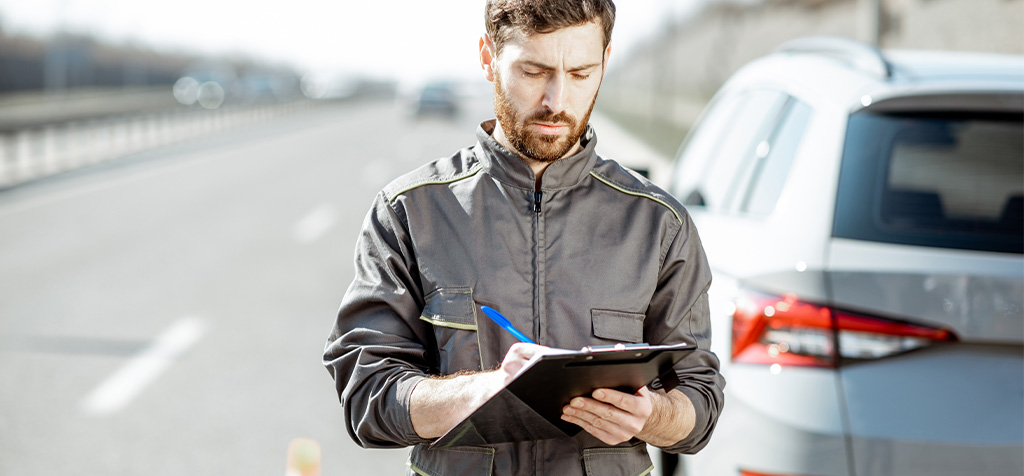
xmin=493 ymin=71 xmax=598 ymax=163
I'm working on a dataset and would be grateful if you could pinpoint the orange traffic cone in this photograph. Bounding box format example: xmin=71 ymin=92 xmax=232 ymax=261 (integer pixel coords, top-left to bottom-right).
xmin=285 ymin=438 xmax=321 ymax=476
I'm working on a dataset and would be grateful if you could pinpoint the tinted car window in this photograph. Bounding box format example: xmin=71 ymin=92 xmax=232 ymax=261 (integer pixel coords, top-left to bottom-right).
xmin=739 ymin=99 xmax=813 ymax=215
xmin=834 ymin=110 xmax=1024 ymax=254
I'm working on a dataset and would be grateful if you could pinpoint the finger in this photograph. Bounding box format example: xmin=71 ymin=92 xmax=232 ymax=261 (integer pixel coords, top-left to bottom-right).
xmin=563 ymin=397 xmax=643 ymax=440
xmin=499 ymin=343 xmax=549 ymax=379
xmin=506 ymin=342 xmax=546 ymax=360
xmin=593 ymin=388 xmax=649 ymax=416
xmin=568 ymin=395 xmax=632 ymax=422
xmin=592 ymin=388 xmax=626 ymax=407
xmin=560 ymin=409 xmax=632 ymax=445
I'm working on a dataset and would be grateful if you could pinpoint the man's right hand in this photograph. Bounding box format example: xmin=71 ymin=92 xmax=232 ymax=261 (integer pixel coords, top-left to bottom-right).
xmin=410 ymin=342 xmax=547 ymax=439
xmin=495 ymin=342 xmax=547 ymax=381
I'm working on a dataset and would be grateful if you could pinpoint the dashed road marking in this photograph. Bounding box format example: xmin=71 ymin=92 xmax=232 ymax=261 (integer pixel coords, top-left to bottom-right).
xmin=79 ymin=316 xmax=206 ymax=416
xmin=293 ymin=203 xmax=337 ymax=244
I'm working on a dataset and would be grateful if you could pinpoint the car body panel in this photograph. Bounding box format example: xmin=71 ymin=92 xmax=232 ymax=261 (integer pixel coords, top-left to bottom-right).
xmin=828 ymin=234 xmax=1024 ymax=345
xmin=841 ymin=344 xmax=1023 ymax=444
xmin=849 ymin=436 xmax=1024 ymax=476
xmin=841 ymin=344 xmax=1024 ymax=475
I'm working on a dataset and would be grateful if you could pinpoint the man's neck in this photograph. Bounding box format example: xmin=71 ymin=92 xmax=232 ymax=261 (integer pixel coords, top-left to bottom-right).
xmin=492 ymin=121 xmax=582 ymax=188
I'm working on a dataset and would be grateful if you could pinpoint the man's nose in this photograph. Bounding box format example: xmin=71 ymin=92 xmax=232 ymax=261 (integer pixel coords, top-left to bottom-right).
xmin=541 ymin=75 xmax=568 ymax=115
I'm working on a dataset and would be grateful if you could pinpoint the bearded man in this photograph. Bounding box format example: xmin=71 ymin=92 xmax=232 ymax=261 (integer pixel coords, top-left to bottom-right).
xmin=324 ymin=1 xmax=725 ymax=474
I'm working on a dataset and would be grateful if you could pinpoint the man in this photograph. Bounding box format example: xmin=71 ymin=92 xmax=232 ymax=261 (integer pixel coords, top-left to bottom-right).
xmin=324 ymin=1 xmax=725 ymax=474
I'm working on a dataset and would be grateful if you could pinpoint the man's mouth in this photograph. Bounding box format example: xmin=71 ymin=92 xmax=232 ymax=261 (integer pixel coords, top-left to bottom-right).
xmin=531 ymin=122 xmax=569 ymax=135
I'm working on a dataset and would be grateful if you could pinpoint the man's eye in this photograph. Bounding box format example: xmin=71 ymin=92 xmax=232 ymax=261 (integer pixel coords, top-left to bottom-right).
xmin=523 ymin=71 xmax=544 ymax=78
xmin=572 ymin=73 xmax=591 ymax=80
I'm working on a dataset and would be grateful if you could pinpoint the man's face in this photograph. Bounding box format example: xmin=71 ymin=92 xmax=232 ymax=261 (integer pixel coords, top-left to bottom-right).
xmin=490 ymin=22 xmax=608 ymax=163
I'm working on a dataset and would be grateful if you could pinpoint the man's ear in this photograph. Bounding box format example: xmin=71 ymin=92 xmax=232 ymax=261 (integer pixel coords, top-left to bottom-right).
xmin=480 ymin=34 xmax=497 ymax=82
xmin=603 ymin=41 xmax=612 ymax=70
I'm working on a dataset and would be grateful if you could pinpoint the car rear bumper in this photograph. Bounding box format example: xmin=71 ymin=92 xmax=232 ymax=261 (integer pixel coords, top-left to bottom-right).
xmin=841 ymin=343 xmax=1024 ymax=476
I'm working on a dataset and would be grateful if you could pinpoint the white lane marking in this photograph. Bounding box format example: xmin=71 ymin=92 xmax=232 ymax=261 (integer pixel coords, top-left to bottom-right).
xmin=293 ymin=203 xmax=337 ymax=244
xmin=80 ymin=317 xmax=206 ymax=416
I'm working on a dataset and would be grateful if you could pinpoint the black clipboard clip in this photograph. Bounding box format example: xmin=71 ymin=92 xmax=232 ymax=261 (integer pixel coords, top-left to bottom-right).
xmin=583 ymin=343 xmax=651 ymax=352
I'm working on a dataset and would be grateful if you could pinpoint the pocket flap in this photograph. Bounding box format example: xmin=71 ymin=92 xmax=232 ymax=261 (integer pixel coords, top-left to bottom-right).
xmin=582 ymin=443 xmax=654 ymax=476
xmin=421 ymin=287 xmax=478 ymax=330
xmin=591 ymin=309 xmax=644 ymax=343
xmin=409 ymin=444 xmax=495 ymax=476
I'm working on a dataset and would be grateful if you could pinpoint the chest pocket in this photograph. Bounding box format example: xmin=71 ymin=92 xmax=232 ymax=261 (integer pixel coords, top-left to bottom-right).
xmin=420 ymin=286 xmax=483 ymax=375
xmin=591 ymin=309 xmax=645 ymax=344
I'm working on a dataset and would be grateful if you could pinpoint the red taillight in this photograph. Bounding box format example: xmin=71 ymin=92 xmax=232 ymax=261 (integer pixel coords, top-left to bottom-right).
xmin=731 ymin=288 xmax=956 ymax=368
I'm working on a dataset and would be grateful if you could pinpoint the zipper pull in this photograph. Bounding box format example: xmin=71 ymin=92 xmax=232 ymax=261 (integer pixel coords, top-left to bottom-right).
xmin=534 ymin=191 xmax=542 ymax=213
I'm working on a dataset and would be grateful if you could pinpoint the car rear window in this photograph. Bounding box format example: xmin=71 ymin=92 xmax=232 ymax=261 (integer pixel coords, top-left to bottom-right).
xmin=834 ymin=110 xmax=1023 ymax=254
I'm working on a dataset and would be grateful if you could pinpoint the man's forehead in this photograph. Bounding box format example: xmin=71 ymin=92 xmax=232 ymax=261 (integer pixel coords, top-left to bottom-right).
xmin=499 ymin=22 xmax=606 ymax=66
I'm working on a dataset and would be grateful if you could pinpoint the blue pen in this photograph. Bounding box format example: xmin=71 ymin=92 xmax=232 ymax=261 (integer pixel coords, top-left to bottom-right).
xmin=480 ymin=306 xmax=536 ymax=344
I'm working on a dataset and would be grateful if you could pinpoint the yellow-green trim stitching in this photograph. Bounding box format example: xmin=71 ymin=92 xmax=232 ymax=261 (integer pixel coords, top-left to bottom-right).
xmin=406 ymin=461 xmax=434 ymax=476
xmin=589 ymin=171 xmax=683 ymax=225
xmin=637 ymin=464 xmax=655 ymax=476
xmin=389 ymin=166 xmax=483 ymax=204
xmin=419 ymin=315 xmax=478 ymax=331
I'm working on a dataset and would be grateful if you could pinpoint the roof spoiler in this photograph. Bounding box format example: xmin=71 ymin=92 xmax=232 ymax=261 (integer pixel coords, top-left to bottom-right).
xmin=775 ymin=36 xmax=892 ymax=80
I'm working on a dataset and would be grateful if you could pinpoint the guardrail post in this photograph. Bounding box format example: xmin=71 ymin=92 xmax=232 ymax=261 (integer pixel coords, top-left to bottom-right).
xmin=0 ymin=135 xmax=9 ymax=187
xmin=15 ymin=130 xmax=33 ymax=184
xmin=64 ymin=122 xmax=79 ymax=171
xmin=84 ymin=119 xmax=99 ymax=166
xmin=41 ymin=126 xmax=57 ymax=175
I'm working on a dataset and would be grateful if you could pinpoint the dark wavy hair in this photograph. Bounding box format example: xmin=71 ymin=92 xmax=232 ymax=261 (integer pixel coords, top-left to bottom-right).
xmin=485 ymin=0 xmax=616 ymax=56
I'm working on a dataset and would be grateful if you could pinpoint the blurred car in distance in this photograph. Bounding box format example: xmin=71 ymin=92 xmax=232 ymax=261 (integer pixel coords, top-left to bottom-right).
xmin=412 ymin=81 xmax=459 ymax=118
xmin=667 ymin=36 xmax=1023 ymax=476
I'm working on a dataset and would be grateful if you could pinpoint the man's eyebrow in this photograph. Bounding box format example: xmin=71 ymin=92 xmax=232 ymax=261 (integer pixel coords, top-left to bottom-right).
xmin=520 ymin=60 xmax=602 ymax=72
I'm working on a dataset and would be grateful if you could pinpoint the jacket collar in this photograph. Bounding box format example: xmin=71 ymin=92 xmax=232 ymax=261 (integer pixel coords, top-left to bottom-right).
xmin=475 ymin=119 xmax=599 ymax=191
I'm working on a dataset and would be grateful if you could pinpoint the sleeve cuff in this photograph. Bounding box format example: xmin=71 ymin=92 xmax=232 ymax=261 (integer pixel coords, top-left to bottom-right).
xmin=395 ymin=374 xmax=432 ymax=445
xmin=660 ymin=385 xmax=710 ymax=453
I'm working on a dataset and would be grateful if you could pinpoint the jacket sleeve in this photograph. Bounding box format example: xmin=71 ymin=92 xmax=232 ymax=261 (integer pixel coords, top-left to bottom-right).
xmin=323 ymin=192 xmax=435 ymax=448
xmin=644 ymin=212 xmax=726 ymax=454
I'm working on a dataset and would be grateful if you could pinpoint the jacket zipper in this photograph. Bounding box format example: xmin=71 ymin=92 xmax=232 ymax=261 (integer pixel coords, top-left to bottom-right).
xmin=532 ymin=188 xmax=544 ymax=349
xmin=530 ymin=187 xmax=547 ymax=476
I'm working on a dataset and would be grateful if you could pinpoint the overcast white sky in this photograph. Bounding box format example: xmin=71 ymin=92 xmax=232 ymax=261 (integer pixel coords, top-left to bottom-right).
xmin=0 ymin=0 xmax=706 ymax=84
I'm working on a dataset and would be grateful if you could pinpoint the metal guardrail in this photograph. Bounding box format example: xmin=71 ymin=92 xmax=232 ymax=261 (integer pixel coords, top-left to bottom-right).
xmin=0 ymin=99 xmax=329 ymax=190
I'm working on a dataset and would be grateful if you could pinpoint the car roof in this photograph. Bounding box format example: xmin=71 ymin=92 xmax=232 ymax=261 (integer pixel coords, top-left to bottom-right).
xmin=886 ymin=50 xmax=1024 ymax=84
xmin=717 ymin=36 xmax=1024 ymax=113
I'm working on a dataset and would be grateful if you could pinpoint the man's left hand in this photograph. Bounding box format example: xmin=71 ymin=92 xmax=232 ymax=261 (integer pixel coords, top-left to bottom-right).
xmin=560 ymin=386 xmax=656 ymax=445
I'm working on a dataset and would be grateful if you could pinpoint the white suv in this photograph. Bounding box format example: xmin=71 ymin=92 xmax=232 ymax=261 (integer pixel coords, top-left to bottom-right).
xmin=667 ymin=37 xmax=1023 ymax=476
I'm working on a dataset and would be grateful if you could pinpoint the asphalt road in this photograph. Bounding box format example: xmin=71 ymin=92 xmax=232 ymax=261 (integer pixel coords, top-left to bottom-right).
xmin=0 ymin=96 xmax=674 ymax=475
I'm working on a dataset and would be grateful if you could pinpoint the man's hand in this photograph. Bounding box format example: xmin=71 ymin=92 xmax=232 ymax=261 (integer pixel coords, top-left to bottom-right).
xmin=561 ymin=386 xmax=697 ymax=447
xmin=410 ymin=342 xmax=546 ymax=439
xmin=560 ymin=386 xmax=654 ymax=445
xmin=496 ymin=342 xmax=546 ymax=380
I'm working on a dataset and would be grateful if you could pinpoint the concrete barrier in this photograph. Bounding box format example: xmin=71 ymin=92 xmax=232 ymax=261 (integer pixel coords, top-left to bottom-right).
xmin=0 ymin=99 xmax=333 ymax=190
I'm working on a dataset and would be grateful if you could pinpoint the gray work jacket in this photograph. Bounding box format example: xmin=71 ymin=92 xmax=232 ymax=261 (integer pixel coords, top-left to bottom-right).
xmin=324 ymin=120 xmax=725 ymax=476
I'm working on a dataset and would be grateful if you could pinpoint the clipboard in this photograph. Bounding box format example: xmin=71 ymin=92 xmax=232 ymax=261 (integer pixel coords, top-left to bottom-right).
xmin=430 ymin=342 xmax=693 ymax=448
